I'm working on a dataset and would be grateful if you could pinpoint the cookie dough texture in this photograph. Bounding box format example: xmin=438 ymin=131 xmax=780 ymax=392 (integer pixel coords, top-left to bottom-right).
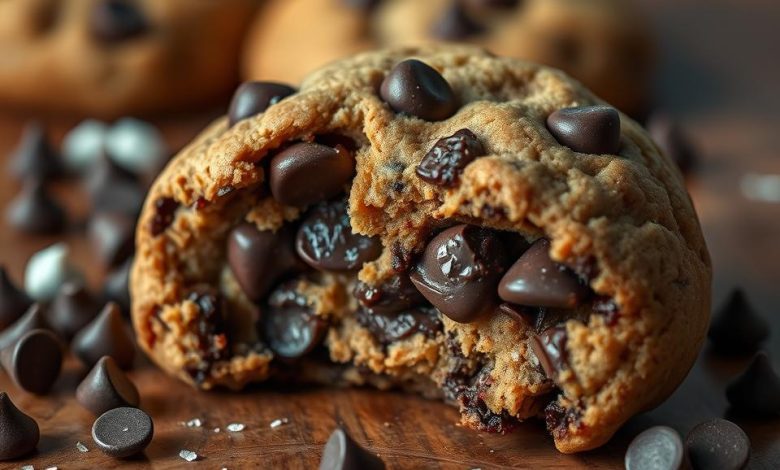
xmin=131 ymin=45 xmax=710 ymax=453
xmin=0 ymin=0 xmax=257 ymax=118
xmin=244 ymin=0 xmax=654 ymax=115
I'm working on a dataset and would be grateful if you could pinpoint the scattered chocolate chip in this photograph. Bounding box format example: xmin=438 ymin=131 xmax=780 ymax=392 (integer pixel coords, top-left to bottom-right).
xmin=708 ymin=289 xmax=768 ymax=356
xmin=88 ymin=212 xmax=135 ymax=269
xmin=296 ymin=199 xmax=382 ymax=272
xmin=410 ymin=224 xmax=508 ymax=323
xmin=85 ymin=154 xmax=144 ymax=216
xmin=0 ymin=329 xmax=63 ymax=395
xmin=726 ymin=352 xmax=780 ymax=415
xmin=625 ymin=426 xmax=685 ymax=470
xmin=269 ymin=142 xmax=355 ymax=207
xmin=48 ymin=282 xmax=99 ymax=339
xmin=498 ymin=238 xmax=588 ymax=309
xmin=354 ymin=274 xmax=425 ymax=315
xmin=416 ymin=129 xmax=485 ymax=187
xmin=6 ymin=178 xmax=67 ymax=234
xmin=77 ymin=356 xmax=140 ymax=416
xmin=103 ymin=258 xmax=132 ymax=315
xmin=380 ymin=59 xmax=458 ymax=121
xmin=546 ymin=105 xmax=621 ymax=154
xmin=530 ymin=325 xmax=568 ymax=380
xmin=685 ymin=419 xmax=750 ymax=470
xmin=228 ymin=82 xmax=296 ymax=126
xmin=431 ymin=1 xmax=483 ymax=40
xmin=149 ymin=197 xmax=179 ymax=236
xmin=0 ymin=392 xmax=39 ymax=460
xmin=0 ymin=267 xmax=33 ymax=330
xmin=647 ymin=113 xmax=697 ymax=174
xmin=9 ymin=122 xmax=62 ymax=181
xmin=356 ymin=306 xmax=441 ymax=345
xmin=91 ymin=407 xmax=153 ymax=458
xmin=0 ymin=303 xmax=51 ymax=350
xmin=90 ymin=0 xmax=147 ymax=43
xmin=262 ymin=282 xmax=327 ymax=359
xmin=72 ymin=302 xmax=136 ymax=369
xmin=319 ymin=427 xmax=385 ymax=470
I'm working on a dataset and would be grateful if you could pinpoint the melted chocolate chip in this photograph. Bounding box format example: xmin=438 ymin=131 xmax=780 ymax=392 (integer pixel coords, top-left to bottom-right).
xmin=380 ymin=59 xmax=458 ymax=121
xmin=0 ymin=329 xmax=63 ymax=395
xmin=0 ymin=392 xmax=39 ymax=460
xmin=262 ymin=282 xmax=327 ymax=359
xmin=76 ymin=356 xmax=140 ymax=416
xmin=149 ymin=197 xmax=178 ymax=236
xmin=356 ymin=306 xmax=441 ymax=345
xmin=431 ymin=1 xmax=484 ymax=40
xmin=228 ymin=82 xmax=296 ymax=127
xmin=90 ymin=0 xmax=147 ymax=43
xmin=0 ymin=267 xmax=33 ymax=330
xmin=354 ymin=274 xmax=425 ymax=314
xmin=71 ymin=302 xmax=136 ymax=370
xmin=416 ymin=129 xmax=485 ymax=187
xmin=269 ymin=142 xmax=355 ymax=207
xmin=6 ymin=178 xmax=67 ymax=234
xmin=725 ymin=352 xmax=780 ymax=415
xmin=546 ymin=105 xmax=621 ymax=154
xmin=530 ymin=326 xmax=568 ymax=381
xmin=410 ymin=224 xmax=508 ymax=323
xmin=708 ymin=289 xmax=768 ymax=356
xmin=320 ymin=427 xmax=386 ymax=470
xmin=685 ymin=419 xmax=750 ymax=470
xmin=10 ymin=122 xmax=63 ymax=181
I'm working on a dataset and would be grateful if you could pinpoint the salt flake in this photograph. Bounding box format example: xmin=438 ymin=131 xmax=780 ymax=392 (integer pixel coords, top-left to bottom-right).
xmin=179 ymin=450 xmax=200 ymax=462
xmin=226 ymin=423 xmax=245 ymax=432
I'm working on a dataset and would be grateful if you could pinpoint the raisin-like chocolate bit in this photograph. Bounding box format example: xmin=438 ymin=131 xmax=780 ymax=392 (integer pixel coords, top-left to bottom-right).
xmin=410 ymin=224 xmax=509 ymax=323
xmin=354 ymin=274 xmax=425 ymax=314
xmin=431 ymin=1 xmax=484 ymax=40
xmin=90 ymin=0 xmax=147 ymax=43
xmin=356 ymin=306 xmax=441 ymax=345
xmin=228 ymin=82 xmax=296 ymax=127
xmin=546 ymin=105 xmax=621 ymax=154
xmin=545 ymin=401 xmax=581 ymax=440
xmin=0 ymin=392 xmax=39 ymax=460
xmin=725 ymin=352 xmax=780 ymax=415
xmin=296 ymin=199 xmax=382 ymax=272
xmin=708 ymin=289 xmax=769 ymax=355
xmin=188 ymin=290 xmax=229 ymax=364
xmin=530 ymin=325 xmax=568 ymax=381
xmin=227 ymin=223 xmax=303 ymax=302
xmin=390 ymin=242 xmax=413 ymax=273
xmin=498 ymin=238 xmax=589 ymax=309
xmin=6 ymin=178 xmax=67 ymax=235
xmin=416 ymin=129 xmax=485 ymax=187
xmin=262 ymin=282 xmax=327 ymax=359
xmin=457 ymin=368 xmax=519 ymax=434
xmin=0 ymin=267 xmax=33 ymax=330
xmin=625 ymin=426 xmax=685 ymax=470
xmin=685 ymin=419 xmax=750 ymax=470
xmin=380 ymin=59 xmax=458 ymax=121
xmin=320 ymin=427 xmax=386 ymax=470
xmin=269 ymin=142 xmax=355 ymax=207
xmin=149 ymin=197 xmax=178 ymax=236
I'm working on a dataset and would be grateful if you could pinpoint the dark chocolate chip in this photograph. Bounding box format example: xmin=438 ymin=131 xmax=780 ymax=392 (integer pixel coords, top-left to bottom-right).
xmin=262 ymin=282 xmax=327 ymax=360
xmin=90 ymin=0 xmax=147 ymax=43
xmin=354 ymin=274 xmax=425 ymax=314
xmin=725 ymin=352 xmax=780 ymax=415
xmin=380 ymin=59 xmax=458 ymax=121
xmin=9 ymin=122 xmax=63 ymax=180
xmin=356 ymin=306 xmax=441 ymax=345
xmin=498 ymin=238 xmax=589 ymax=309
xmin=269 ymin=142 xmax=355 ymax=207
xmin=708 ymin=289 xmax=768 ymax=356
xmin=85 ymin=154 xmax=144 ymax=216
xmin=72 ymin=302 xmax=136 ymax=369
xmin=546 ymin=105 xmax=621 ymax=154
xmin=0 ymin=303 xmax=52 ymax=351
xmin=530 ymin=325 xmax=568 ymax=380
xmin=625 ymin=426 xmax=685 ymax=470
xmin=296 ymin=199 xmax=382 ymax=272
xmin=647 ymin=113 xmax=697 ymax=174
xmin=228 ymin=82 xmax=296 ymax=127
xmin=48 ymin=282 xmax=100 ymax=339
xmin=88 ymin=212 xmax=135 ymax=269
xmin=685 ymin=419 xmax=750 ymax=470
xmin=103 ymin=258 xmax=132 ymax=315
xmin=149 ymin=197 xmax=179 ymax=236
xmin=0 ymin=392 xmax=39 ymax=460
xmin=0 ymin=267 xmax=33 ymax=330
xmin=0 ymin=329 xmax=63 ymax=395
xmin=416 ymin=128 xmax=485 ymax=187
xmin=77 ymin=356 xmax=140 ymax=416
xmin=319 ymin=427 xmax=385 ymax=470
xmin=91 ymin=407 xmax=153 ymax=458
xmin=6 ymin=178 xmax=67 ymax=234
xmin=431 ymin=1 xmax=484 ymax=40
xmin=410 ymin=224 xmax=508 ymax=323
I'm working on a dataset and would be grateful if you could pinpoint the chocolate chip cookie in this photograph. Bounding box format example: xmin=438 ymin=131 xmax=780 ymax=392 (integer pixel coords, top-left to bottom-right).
xmin=0 ymin=0 xmax=257 ymax=118
xmin=131 ymin=45 xmax=711 ymax=453
xmin=243 ymin=0 xmax=654 ymax=115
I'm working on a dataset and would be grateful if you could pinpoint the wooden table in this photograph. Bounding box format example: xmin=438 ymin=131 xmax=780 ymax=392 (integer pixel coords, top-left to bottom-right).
xmin=1 ymin=0 xmax=779 ymax=468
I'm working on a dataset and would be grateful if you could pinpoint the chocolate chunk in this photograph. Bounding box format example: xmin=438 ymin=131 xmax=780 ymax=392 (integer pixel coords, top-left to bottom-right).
xmin=685 ymin=419 xmax=750 ymax=470
xmin=91 ymin=407 xmax=153 ymax=458
xmin=356 ymin=306 xmax=441 ymax=345
xmin=228 ymin=223 xmax=304 ymax=301
xmin=72 ymin=302 xmax=136 ymax=369
xmin=431 ymin=1 xmax=484 ymax=40
xmin=0 ymin=329 xmax=63 ymax=395
xmin=380 ymin=59 xmax=458 ymax=121
xmin=0 ymin=392 xmax=39 ymax=460
xmin=149 ymin=197 xmax=179 ymax=236
xmin=319 ymin=427 xmax=385 ymax=470
xmin=88 ymin=212 xmax=135 ymax=269
xmin=647 ymin=113 xmax=697 ymax=174
xmin=530 ymin=326 xmax=568 ymax=380
xmin=296 ymin=199 xmax=382 ymax=272
xmin=354 ymin=275 xmax=425 ymax=314
xmin=10 ymin=122 xmax=63 ymax=180
xmin=228 ymin=82 xmax=296 ymax=127
xmin=85 ymin=154 xmax=145 ymax=216
xmin=90 ymin=0 xmax=147 ymax=43
xmin=0 ymin=267 xmax=33 ymax=330
xmin=625 ymin=426 xmax=685 ymax=470
xmin=262 ymin=282 xmax=327 ymax=359
xmin=708 ymin=289 xmax=768 ymax=356
xmin=410 ymin=224 xmax=508 ymax=323
xmin=77 ymin=356 xmax=140 ymax=416
xmin=0 ymin=303 xmax=51 ymax=350
xmin=103 ymin=258 xmax=132 ymax=315
xmin=48 ymin=282 xmax=99 ymax=339
xmin=546 ymin=105 xmax=621 ymax=154
xmin=6 ymin=178 xmax=67 ymax=234
xmin=416 ymin=129 xmax=485 ymax=187
xmin=270 ymin=142 xmax=355 ymax=207
xmin=498 ymin=238 xmax=588 ymax=309
xmin=726 ymin=352 xmax=780 ymax=415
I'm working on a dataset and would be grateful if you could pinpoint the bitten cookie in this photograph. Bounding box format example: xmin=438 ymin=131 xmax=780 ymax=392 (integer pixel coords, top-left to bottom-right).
xmin=243 ymin=0 xmax=654 ymax=116
xmin=131 ymin=45 xmax=711 ymax=453
xmin=0 ymin=0 xmax=257 ymax=118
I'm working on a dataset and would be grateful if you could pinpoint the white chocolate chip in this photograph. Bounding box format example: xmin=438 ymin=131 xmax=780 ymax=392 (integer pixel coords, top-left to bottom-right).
xmin=24 ymin=243 xmax=82 ymax=301
xmin=106 ymin=118 xmax=166 ymax=175
xmin=62 ymin=120 xmax=108 ymax=173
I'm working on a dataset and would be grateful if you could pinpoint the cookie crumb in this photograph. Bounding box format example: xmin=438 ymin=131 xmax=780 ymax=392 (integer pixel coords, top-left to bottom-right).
xmin=179 ymin=449 xmax=200 ymax=462
xmin=226 ymin=423 xmax=246 ymax=432
xmin=76 ymin=441 xmax=89 ymax=453
xmin=270 ymin=418 xmax=289 ymax=429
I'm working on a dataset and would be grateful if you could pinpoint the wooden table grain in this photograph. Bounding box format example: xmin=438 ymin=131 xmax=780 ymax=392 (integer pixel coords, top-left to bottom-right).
xmin=1 ymin=0 xmax=779 ymax=468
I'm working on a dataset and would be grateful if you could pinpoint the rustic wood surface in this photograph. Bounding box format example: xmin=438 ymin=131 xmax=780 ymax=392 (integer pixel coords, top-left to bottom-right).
xmin=1 ymin=0 xmax=779 ymax=468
